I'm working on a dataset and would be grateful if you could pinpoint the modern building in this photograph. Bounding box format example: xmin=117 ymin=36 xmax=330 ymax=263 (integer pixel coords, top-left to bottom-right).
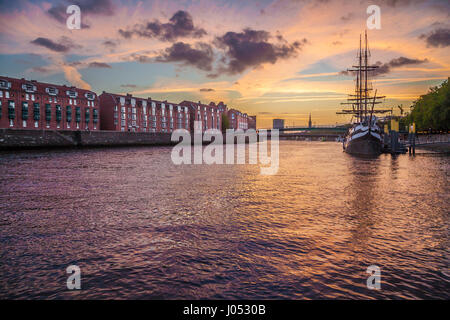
xmin=0 ymin=76 xmax=99 ymax=131
xmin=273 ymin=118 xmax=285 ymax=130
xmin=99 ymin=92 xmax=190 ymax=133
xmin=179 ymin=100 xmax=222 ymax=133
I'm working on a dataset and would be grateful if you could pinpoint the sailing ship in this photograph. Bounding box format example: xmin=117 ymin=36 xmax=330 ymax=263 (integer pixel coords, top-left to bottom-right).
xmin=337 ymin=31 xmax=391 ymax=156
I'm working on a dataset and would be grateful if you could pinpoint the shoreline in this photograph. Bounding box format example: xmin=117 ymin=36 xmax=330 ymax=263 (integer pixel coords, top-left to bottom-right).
xmin=415 ymin=142 xmax=450 ymax=154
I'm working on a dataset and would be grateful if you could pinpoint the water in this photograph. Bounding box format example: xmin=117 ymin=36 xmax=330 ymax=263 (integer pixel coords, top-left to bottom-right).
xmin=0 ymin=141 xmax=448 ymax=299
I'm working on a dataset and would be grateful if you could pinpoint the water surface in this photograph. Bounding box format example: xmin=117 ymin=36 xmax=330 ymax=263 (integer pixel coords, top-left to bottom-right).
xmin=0 ymin=141 xmax=448 ymax=299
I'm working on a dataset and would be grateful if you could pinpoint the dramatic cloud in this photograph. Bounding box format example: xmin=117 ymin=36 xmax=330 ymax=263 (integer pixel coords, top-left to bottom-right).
xmin=340 ymin=56 xmax=428 ymax=76
xmin=119 ymin=10 xmax=206 ymax=42
xmin=199 ymin=88 xmax=215 ymax=92
xmin=47 ymin=0 xmax=114 ymax=26
xmin=30 ymin=37 xmax=78 ymax=52
xmin=88 ymin=61 xmax=112 ymax=68
xmin=155 ymin=42 xmax=214 ymax=71
xmin=214 ymin=28 xmax=306 ymax=74
xmin=420 ymin=28 xmax=450 ymax=48
xmin=61 ymin=65 xmax=91 ymax=90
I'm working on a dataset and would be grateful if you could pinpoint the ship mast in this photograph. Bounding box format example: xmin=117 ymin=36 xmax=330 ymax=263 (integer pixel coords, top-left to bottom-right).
xmin=337 ymin=31 xmax=391 ymax=123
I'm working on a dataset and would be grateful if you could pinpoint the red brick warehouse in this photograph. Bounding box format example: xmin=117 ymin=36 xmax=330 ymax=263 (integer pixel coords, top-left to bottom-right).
xmin=0 ymin=76 xmax=99 ymax=131
xmin=99 ymin=92 xmax=191 ymax=133
xmin=179 ymin=100 xmax=223 ymax=133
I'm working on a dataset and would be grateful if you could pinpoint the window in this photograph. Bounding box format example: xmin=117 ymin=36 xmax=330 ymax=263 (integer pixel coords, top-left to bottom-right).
xmin=8 ymin=100 xmax=15 ymax=119
xmin=45 ymin=104 xmax=51 ymax=121
xmin=85 ymin=108 xmax=90 ymax=123
xmin=66 ymin=106 xmax=72 ymax=122
xmin=5 ymin=91 xmax=9 ymax=99
xmin=93 ymin=109 xmax=98 ymax=124
xmin=33 ymin=103 xmax=40 ymax=121
xmin=75 ymin=107 xmax=81 ymax=123
xmin=56 ymin=105 xmax=62 ymax=122
xmin=0 ymin=100 xmax=2 ymax=118
xmin=26 ymin=93 xmax=29 ymax=101
xmin=69 ymin=99 xmax=72 ymax=105
xmin=22 ymin=102 xmax=29 ymax=120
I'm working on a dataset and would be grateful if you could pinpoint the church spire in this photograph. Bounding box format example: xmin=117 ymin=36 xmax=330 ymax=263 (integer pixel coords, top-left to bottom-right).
xmin=308 ymin=113 xmax=312 ymax=128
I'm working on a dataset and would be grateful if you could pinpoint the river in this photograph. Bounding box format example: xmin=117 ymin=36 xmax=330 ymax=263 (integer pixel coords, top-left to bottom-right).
xmin=0 ymin=141 xmax=448 ymax=299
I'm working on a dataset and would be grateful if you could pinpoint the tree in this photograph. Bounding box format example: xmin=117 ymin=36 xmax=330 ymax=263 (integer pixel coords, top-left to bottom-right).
xmin=408 ymin=78 xmax=450 ymax=131
xmin=221 ymin=113 xmax=229 ymax=132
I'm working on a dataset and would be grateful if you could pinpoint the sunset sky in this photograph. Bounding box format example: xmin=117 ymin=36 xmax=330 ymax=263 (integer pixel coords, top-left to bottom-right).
xmin=0 ymin=0 xmax=449 ymax=127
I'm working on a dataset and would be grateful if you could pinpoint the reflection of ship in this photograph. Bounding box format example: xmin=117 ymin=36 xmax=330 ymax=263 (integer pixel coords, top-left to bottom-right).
xmin=337 ymin=31 xmax=391 ymax=156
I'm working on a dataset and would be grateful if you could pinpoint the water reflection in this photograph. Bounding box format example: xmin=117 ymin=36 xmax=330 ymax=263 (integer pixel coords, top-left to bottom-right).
xmin=0 ymin=142 xmax=448 ymax=299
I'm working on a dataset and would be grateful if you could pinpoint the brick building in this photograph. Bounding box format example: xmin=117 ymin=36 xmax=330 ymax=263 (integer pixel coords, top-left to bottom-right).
xmin=0 ymin=76 xmax=99 ymax=131
xmin=179 ymin=101 xmax=222 ymax=133
xmin=227 ymin=108 xmax=248 ymax=130
xmin=248 ymin=115 xmax=256 ymax=130
xmin=99 ymin=92 xmax=190 ymax=133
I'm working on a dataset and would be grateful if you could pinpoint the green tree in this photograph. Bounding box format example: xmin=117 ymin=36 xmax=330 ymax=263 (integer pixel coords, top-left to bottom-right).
xmin=222 ymin=113 xmax=229 ymax=132
xmin=408 ymin=78 xmax=450 ymax=131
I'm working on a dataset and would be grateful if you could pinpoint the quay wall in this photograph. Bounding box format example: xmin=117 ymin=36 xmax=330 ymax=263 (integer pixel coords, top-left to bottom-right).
xmin=0 ymin=129 xmax=173 ymax=150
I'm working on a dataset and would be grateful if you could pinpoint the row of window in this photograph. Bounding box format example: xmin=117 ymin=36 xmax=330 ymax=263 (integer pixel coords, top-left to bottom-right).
xmin=0 ymin=101 xmax=98 ymax=124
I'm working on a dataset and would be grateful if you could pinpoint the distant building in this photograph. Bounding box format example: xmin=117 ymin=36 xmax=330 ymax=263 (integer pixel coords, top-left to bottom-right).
xmin=227 ymin=108 xmax=248 ymax=130
xmin=180 ymin=100 xmax=222 ymax=133
xmin=308 ymin=113 xmax=312 ymax=129
xmin=0 ymin=76 xmax=99 ymax=131
xmin=99 ymin=92 xmax=189 ymax=133
xmin=248 ymin=115 xmax=256 ymax=130
xmin=273 ymin=119 xmax=284 ymax=129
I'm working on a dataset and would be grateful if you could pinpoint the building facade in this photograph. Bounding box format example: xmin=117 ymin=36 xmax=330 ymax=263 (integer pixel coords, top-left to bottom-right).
xmin=99 ymin=92 xmax=190 ymax=133
xmin=273 ymin=119 xmax=285 ymax=129
xmin=0 ymin=76 xmax=99 ymax=131
xmin=227 ymin=108 xmax=248 ymax=131
xmin=180 ymin=101 xmax=222 ymax=133
xmin=248 ymin=115 xmax=257 ymax=130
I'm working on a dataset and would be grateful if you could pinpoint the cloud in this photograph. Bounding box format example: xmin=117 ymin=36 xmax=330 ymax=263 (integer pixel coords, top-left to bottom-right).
xmin=340 ymin=56 xmax=428 ymax=76
xmin=199 ymin=88 xmax=215 ymax=92
xmin=155 ymin=42 xmax=214 ymax=71
xmin=128 ymin=53 xmax=153 ymax=63
xmin=340 ymin=13 xmax=354 ymax=22
xmin=120 ymin=84 xmax=137 ymax=88
xmin=102 ymin=40 xmax=118 ymax=51
xmin=48 ymin=0 xmax=114 ymax=25
xmin=88 ymin=61 xmax=112 ymax=68
xmin=30 ymin=37 xmax=78 ymax=52
xmin=420 ymin=28 xmax=450 ymax=48
xmin=214 ymin=28 xmax=306 ymax=75
xmin=61 ymin=65 xmax=91 ymax=90
xmin=118 ymin=10 xmax=206 ymax=42
xmin=30 ymin=66 xmax=51 ymax=73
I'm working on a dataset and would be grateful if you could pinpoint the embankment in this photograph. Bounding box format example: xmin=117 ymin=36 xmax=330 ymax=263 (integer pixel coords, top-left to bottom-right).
xmin=0 ymin=129 xmax=174 ymax=150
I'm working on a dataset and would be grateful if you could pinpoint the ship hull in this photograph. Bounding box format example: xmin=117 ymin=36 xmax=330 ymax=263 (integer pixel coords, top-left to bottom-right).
xmin=344 ymin=130 xmax=382 ymax=156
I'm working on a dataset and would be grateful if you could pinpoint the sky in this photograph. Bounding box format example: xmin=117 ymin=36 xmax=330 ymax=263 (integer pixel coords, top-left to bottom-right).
xmin=0 ymin=0 xmax=449 ymax=128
